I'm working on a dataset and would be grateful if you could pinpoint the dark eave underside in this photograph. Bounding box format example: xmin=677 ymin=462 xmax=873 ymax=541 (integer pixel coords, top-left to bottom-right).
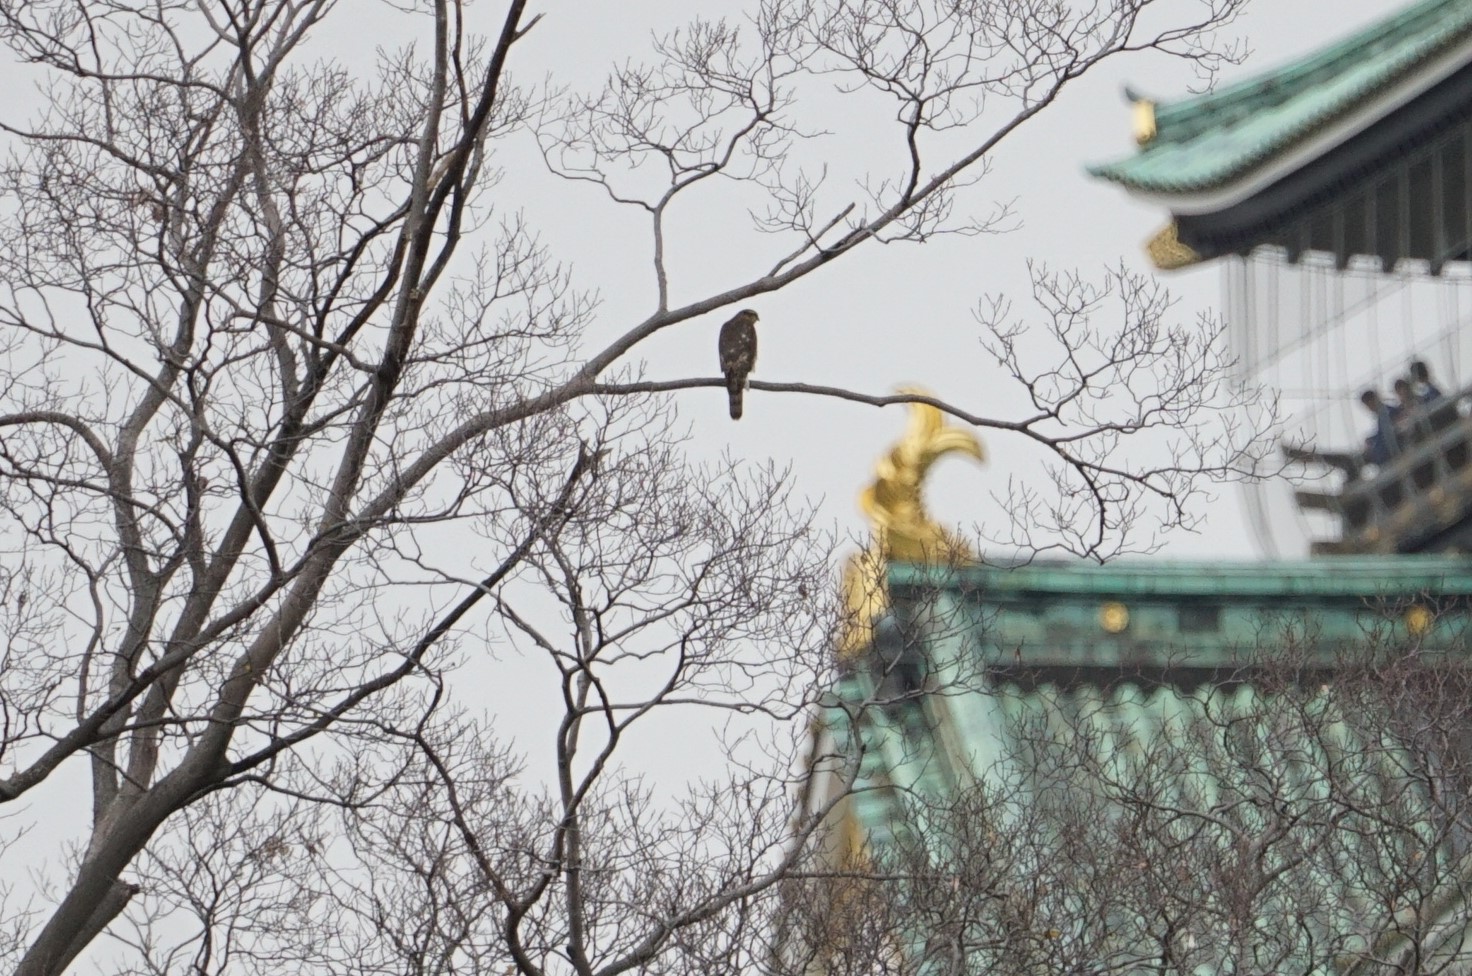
xmin=1177 ymin=58 xmax=1472 ymax=269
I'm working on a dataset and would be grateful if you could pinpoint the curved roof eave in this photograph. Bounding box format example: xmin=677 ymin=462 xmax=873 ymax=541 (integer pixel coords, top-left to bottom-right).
xmin=1109 ymin=31 xmax=1472 ymax=217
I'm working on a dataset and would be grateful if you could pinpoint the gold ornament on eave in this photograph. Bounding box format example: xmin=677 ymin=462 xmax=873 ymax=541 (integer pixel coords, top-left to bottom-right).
xmin=1146 ymin=221 xmax=1200 ymax=271
xmin=837 ymin=390 xmax=984 ymax=658
xmin=1132 ymin=98 xmax=1157 ymax=146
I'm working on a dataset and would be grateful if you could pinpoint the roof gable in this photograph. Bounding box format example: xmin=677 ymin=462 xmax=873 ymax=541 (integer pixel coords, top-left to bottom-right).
xmin=1090 ymin=0 xmax=1472 ymax=200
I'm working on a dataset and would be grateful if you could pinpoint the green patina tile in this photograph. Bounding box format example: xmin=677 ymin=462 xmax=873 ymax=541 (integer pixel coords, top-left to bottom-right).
xmin=1089 ymin=0 xmax=1472 ymax=194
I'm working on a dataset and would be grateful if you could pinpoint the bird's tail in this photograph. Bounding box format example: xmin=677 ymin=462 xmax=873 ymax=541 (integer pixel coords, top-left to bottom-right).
xmin=727 ymin=377 xmax=744 ymax=420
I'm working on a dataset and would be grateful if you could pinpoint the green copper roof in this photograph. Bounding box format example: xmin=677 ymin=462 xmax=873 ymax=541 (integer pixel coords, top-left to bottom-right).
xmin=891 ymin=554 xmax=1472 ymax=598
xmin=889 ymin=555 xmax=1472 ymax=668
xmin=823 ymin=663 xmax=1457 ymax=973
xmin=1089 ymin=0 xmax=1472 ymax=195
xmin=818 ymin=555 xmax=1472 ymax=971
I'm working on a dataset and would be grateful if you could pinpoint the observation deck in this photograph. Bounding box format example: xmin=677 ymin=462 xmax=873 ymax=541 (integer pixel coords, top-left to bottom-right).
xmin=1290 ymin=386 xmax=1472 ymax=554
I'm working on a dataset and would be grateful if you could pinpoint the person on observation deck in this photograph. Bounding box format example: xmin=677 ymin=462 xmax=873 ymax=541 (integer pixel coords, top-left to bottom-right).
xmin=1392 ymin=378 xmax=1416 ymax=419
xmin=1411 ymin=360 xmax=1443 ymax=404
xmin=1393 ymin=376 xmax=1433 ymax=441
xmin=1361 ymin=388 xmax=1400 ymax=466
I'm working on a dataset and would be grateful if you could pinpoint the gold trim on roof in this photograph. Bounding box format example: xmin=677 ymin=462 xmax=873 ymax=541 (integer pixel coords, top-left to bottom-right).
xmin=838 ymin=392 xmax=984 ymax=658
xmin=1146 ymin=221 xmax=1201 ymax=270
xmin=1406 ymin=604 xmax=1434 ymax=637
xmin=1099 ymin=601 xmax=1130 ymax=634
xmin=1132 ymin=98 xmax=1157 ymax=146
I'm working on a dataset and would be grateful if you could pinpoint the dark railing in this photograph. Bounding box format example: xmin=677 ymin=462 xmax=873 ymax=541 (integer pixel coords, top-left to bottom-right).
xmin=1291 ymin=390 xmax=1472 ymax=554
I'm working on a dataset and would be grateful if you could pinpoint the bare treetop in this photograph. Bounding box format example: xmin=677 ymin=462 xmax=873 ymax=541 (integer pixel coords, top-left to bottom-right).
xmin=0 ymin=0 xmax=1260 ymax=972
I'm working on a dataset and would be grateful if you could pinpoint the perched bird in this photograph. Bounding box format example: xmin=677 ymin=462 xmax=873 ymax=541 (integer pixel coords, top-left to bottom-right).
xmin=718 ymin=309 xmax=759 ymax=420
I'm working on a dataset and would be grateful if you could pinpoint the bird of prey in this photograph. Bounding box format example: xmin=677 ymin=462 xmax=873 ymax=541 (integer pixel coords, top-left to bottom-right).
xmin=718 ymin=309 xmax=760 ymax=420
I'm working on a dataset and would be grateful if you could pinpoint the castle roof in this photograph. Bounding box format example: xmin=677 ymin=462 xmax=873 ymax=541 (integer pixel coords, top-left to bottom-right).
xmin=1090 ymin=0 xmax=1472 ymax=268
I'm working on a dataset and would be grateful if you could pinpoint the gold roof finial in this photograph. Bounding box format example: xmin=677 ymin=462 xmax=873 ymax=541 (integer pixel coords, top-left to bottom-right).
xmin=858 ymin=391 xmax=984 ymax=562
xmin=838 ymin=390 xmax=984 ymax=658
xmin=1132 ymin=98 xmax=1158 ymax=146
